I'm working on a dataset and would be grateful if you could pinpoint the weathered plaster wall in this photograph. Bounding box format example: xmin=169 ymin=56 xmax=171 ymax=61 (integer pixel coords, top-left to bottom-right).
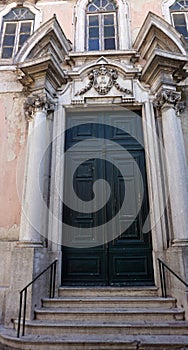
xmin=130 ymin=0 xmax=163 ymax=42
xmin=36 ymin=0 xmax=74 ymax=43
xmin=0 ymin=72 xmax=27 ymax=241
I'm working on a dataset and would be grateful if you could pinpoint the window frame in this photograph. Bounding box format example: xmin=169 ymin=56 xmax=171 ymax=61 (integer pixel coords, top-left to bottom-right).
xmin=85 ymin=0 xmax=118 ymax=51
xmin=169 ymin=0 xmax=188 ymax=40
xmin=0 ymin=4 xmax=41 ymax=60
xmin=86 ymin=11 xmax=118 ymax=51
xmin=171 ymin=10 xmax=188 ymax=39
xmin=1 ymin=19 xmax=34 ymax=58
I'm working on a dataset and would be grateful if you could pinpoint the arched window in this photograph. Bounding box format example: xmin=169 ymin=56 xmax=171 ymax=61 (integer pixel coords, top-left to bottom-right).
xmin=86 ymin=0 xmax=118 ymax=51
xmin=170 ymin=0 xmax=188 ymax=40
xmin=0 ymin=7 xmax=35 ymax=58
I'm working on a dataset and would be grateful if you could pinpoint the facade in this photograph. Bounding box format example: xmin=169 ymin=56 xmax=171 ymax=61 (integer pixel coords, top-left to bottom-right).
xmin=0 ymin=0 xmax=188 ymax=330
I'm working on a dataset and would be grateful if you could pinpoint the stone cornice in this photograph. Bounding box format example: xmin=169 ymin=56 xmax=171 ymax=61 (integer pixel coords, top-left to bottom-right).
xmin=139 ymin=49 xmax=188 ymax=93
xmin=18 ymin=54 xmax=68 ymax=95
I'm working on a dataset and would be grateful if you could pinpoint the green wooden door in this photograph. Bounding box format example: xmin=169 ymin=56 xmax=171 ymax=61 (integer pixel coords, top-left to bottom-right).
xmin=62 ymin=111 xmax=154 ymax=286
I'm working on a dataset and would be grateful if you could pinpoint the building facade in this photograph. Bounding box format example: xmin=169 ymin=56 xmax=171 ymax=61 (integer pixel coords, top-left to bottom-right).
xmin=0 ymin=0 xmax=188 ymax=328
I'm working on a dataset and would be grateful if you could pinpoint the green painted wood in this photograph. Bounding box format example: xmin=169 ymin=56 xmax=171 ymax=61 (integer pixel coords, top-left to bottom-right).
xmin=62 ymin=111 xmax=154 ymax=286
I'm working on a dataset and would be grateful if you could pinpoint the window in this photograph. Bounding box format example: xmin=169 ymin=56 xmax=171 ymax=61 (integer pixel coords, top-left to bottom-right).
xmin=170 ymin=0 xmax=188 ymax=40
xmin=86 ymin=0 xmax=118 ymax=51
xmin=1 ymin=7 xmax=35 ymax=58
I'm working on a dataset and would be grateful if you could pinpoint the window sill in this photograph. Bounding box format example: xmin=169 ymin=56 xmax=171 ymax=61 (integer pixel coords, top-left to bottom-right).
xmin=69 ymin=49 xmax=140 ymax=61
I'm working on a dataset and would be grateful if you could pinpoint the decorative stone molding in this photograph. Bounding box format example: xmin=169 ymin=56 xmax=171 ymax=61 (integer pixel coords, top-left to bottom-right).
xmin=153 ymin=89 xmax=181 ymax=108
xmin=75 ymin=65 xmax=132 ymax=96
xmin=153 ymin=89 xmax=185 ymax=116
xmin=24 ymin=94 xmax=55 ymax=121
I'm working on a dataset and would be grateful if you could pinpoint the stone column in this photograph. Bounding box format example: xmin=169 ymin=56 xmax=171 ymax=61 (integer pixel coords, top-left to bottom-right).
xmin=19 ymin=94 xmax=54 ymax=245
xmin=154 ymin=89 xmax=188 ymax=245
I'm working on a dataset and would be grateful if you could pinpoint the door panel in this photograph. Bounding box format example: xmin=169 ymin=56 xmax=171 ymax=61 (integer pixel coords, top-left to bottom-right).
xmin=62 ymin=111 xmax=154 ymax=286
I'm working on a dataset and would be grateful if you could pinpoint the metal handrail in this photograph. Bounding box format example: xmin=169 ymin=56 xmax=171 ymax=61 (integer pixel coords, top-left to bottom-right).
xmin=158 ymin=258 xmax=188 ymax=298
xmin=17 ymin=258 xmax=58 ymax=338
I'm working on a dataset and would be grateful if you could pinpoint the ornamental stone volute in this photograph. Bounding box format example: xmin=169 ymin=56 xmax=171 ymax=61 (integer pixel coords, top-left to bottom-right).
xmin=24 ymin=94 xmax=55 ymax=121
xmin=153 ymin=89 xmax=184 ymax=115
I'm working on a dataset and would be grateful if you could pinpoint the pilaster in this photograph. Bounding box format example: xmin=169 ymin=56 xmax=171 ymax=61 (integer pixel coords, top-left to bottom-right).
xmin=19 ymin=92 xmax=55 ymax=245
xmin=153 ymin=88 xmax=188 ymax=245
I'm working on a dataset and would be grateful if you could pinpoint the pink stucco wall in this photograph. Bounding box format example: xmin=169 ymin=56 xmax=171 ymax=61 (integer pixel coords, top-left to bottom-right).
xmin=38 ymin=2 xmax=75 ymax=43
xmin=0 ymin=96 xmax=27 ymax=239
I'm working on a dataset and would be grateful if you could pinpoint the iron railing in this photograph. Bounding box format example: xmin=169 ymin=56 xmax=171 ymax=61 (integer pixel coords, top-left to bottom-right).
xmin=17 ymin=259 xmax=58 ymax=338
xmin=158 ymin=258 xmax=188 ymax=298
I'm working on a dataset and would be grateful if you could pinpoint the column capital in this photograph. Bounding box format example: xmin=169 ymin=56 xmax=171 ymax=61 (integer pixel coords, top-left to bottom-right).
xmin=153 ymin=89 xmax=181 ymax=108
xmin=24 ymin=93 xmax=55 ymax=121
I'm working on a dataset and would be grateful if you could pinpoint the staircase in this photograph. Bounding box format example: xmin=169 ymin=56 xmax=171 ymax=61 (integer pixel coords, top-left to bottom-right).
xmin=1 ymin=287 xmax=188 ymax=349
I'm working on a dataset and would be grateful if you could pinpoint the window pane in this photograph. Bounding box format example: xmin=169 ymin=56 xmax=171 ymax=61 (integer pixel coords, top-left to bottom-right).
xmin=89 ymin=27 xmax=99 ymax=38
xmin=3 ymin=7 xmax=35 ymax=21
xmin=18 ymin=34 xmax=30 ymax=46
xmin=173 ymin=13 xmax=186 ymax=25
xmin=93 ymin=0 xmax=100 ymax=8
xmin=175 ymin=25 xmax=188 ymax=36
xmin=5 ymin=23 xmax=16 ymax=34
xmin=106 ymin=3 xmax=115 ymax=10
xmin=20 ymin=22 xmax=31 ymax=34
xmin=104 ymin=37 xmax=115 ymax=49
xmin=88 ymin=4 xmax=97 ymax=12
xmin=104 ymin=14 xmax=114 ymax=25
xmin=89 ymin=16 xmax=99 ymax=26
xmin=89 ymin=38 xmax=99 ymax=50
xmin=102 ymin=0 xmax=107 ymax=6
xmin=2 ymin=47 xmax=14 ymax=58
xmin=104 ymin=26 xmax=115 ymax=37
xmin=3 ymin=34 xmax=15 ymax=46
xmin=170 ymin=0 xmax=188 ymax=11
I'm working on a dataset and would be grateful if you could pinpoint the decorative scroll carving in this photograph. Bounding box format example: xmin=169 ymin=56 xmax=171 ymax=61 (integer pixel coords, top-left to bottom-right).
xmin=153 ymin=89 xmax=181 ymax=109
xmin=153 ymin=89 xmax=185 ymax=116
xmin=24 ymin=94 xmax=55 ymax=121
xmin=75 ymin=65 xmax=132 ymax=96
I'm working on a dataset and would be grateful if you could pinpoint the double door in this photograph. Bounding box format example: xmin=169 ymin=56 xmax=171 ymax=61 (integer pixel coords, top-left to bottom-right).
xmin=62 ymin=111 xmax=154 ymax=286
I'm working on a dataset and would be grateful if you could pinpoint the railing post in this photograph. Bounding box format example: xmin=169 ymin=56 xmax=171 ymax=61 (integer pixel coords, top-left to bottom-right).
xmin=158 ymin=259 xmax=164 ymax=297
xmin=52 ymin=260 xmax=57 ymax=298
xmin=22 ymin=288 xmax=27 ymax=336
xmin=162 ymin=263 xmax=167 ymax=298
xmin=49 ymin=265 xmax=53 ymax=298
xmin=17 ymin=291 xmax=23 ymax=338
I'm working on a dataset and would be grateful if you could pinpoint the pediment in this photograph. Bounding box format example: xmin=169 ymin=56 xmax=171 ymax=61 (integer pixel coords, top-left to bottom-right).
xmin=70 ymin=55 xmax=140 ymax=77
xmin=134 ymin=12 xmax=187 ymax=59
xmin=69 ymin=57 xmax=139 ymax=104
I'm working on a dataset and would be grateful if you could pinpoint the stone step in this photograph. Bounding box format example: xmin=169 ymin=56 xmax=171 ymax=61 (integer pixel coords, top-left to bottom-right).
xmin=42 ymin=296 xmax=176 ymax=309
xmin=1 ymin=330 xmax=188 ymax=350
xmin=19 ymin=320 xmax=188 ymax=336
xmin=35 ymin=307 xmax=185 ymax=322
xmin=58 ymin=286 xmax=158 ymax=298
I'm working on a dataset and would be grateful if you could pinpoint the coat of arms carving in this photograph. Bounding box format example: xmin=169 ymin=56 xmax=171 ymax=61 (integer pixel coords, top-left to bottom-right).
xmin=92 ymin=65 xmax=116 ymax=95
xmin=75 ymin=65 xmax=132 ymax=96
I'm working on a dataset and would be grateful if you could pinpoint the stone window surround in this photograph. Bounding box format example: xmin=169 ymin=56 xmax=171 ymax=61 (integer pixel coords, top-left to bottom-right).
xmin=74 ymin=0 xmax=131 ymax=51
